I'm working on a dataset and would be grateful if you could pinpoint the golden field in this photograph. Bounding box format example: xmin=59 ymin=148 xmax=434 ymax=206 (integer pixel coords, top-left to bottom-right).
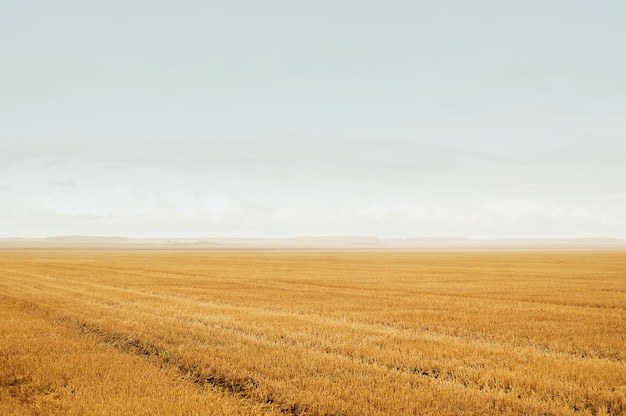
xmin=1 ymin=250 xmax=625 ymax=415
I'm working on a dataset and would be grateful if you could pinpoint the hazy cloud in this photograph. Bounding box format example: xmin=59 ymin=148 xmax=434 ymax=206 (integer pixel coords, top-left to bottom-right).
xmin=1 ymin=0 xmax=625 ymax=237
xmin=49 ymin=180 xmax=76 ymax=188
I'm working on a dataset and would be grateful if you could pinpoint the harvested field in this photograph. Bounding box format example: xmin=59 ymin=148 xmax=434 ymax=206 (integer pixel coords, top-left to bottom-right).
xmin=1 ymin=250 xmax=625 ymax=415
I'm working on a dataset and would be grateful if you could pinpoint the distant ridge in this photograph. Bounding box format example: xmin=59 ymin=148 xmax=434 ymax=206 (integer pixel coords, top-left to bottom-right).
xmin=1 ymin=236 xmax=626 ymax=250
xmin=45 ymin=235 xmax=129 ymax=244
xmin=295 ymin=236 xmax=382 ymax=245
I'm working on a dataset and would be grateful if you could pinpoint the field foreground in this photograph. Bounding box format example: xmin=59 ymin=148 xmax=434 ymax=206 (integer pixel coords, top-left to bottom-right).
xmin=1 ymin=250 xmax=625 ymax=415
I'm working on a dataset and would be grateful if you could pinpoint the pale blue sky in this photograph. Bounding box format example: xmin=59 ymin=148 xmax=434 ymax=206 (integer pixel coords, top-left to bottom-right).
xmin=1 ymin=0 xmax=625 ymax=238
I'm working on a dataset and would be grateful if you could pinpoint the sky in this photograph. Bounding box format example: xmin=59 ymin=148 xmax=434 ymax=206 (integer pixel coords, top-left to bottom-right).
xmin=1 ymin=0 xmax=625 ymax=239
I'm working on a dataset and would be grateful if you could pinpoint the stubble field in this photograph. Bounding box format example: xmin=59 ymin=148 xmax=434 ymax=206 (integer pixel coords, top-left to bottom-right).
xmin=1 ymin=250 xmax=625 ymax=415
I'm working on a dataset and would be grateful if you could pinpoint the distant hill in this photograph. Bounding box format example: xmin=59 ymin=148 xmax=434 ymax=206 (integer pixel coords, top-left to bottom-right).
xmin=1 ymin=236 xmax=626 ymax=250
xmin=45 ymin=236 xmax=129 ymax=244
xmin=294 ymin=236 xmax=382 ymax=246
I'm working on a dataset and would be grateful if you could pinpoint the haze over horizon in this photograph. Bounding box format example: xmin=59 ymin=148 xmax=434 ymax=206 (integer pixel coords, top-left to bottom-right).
xmin=2 ymin=1 xmax=625 ymax=239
